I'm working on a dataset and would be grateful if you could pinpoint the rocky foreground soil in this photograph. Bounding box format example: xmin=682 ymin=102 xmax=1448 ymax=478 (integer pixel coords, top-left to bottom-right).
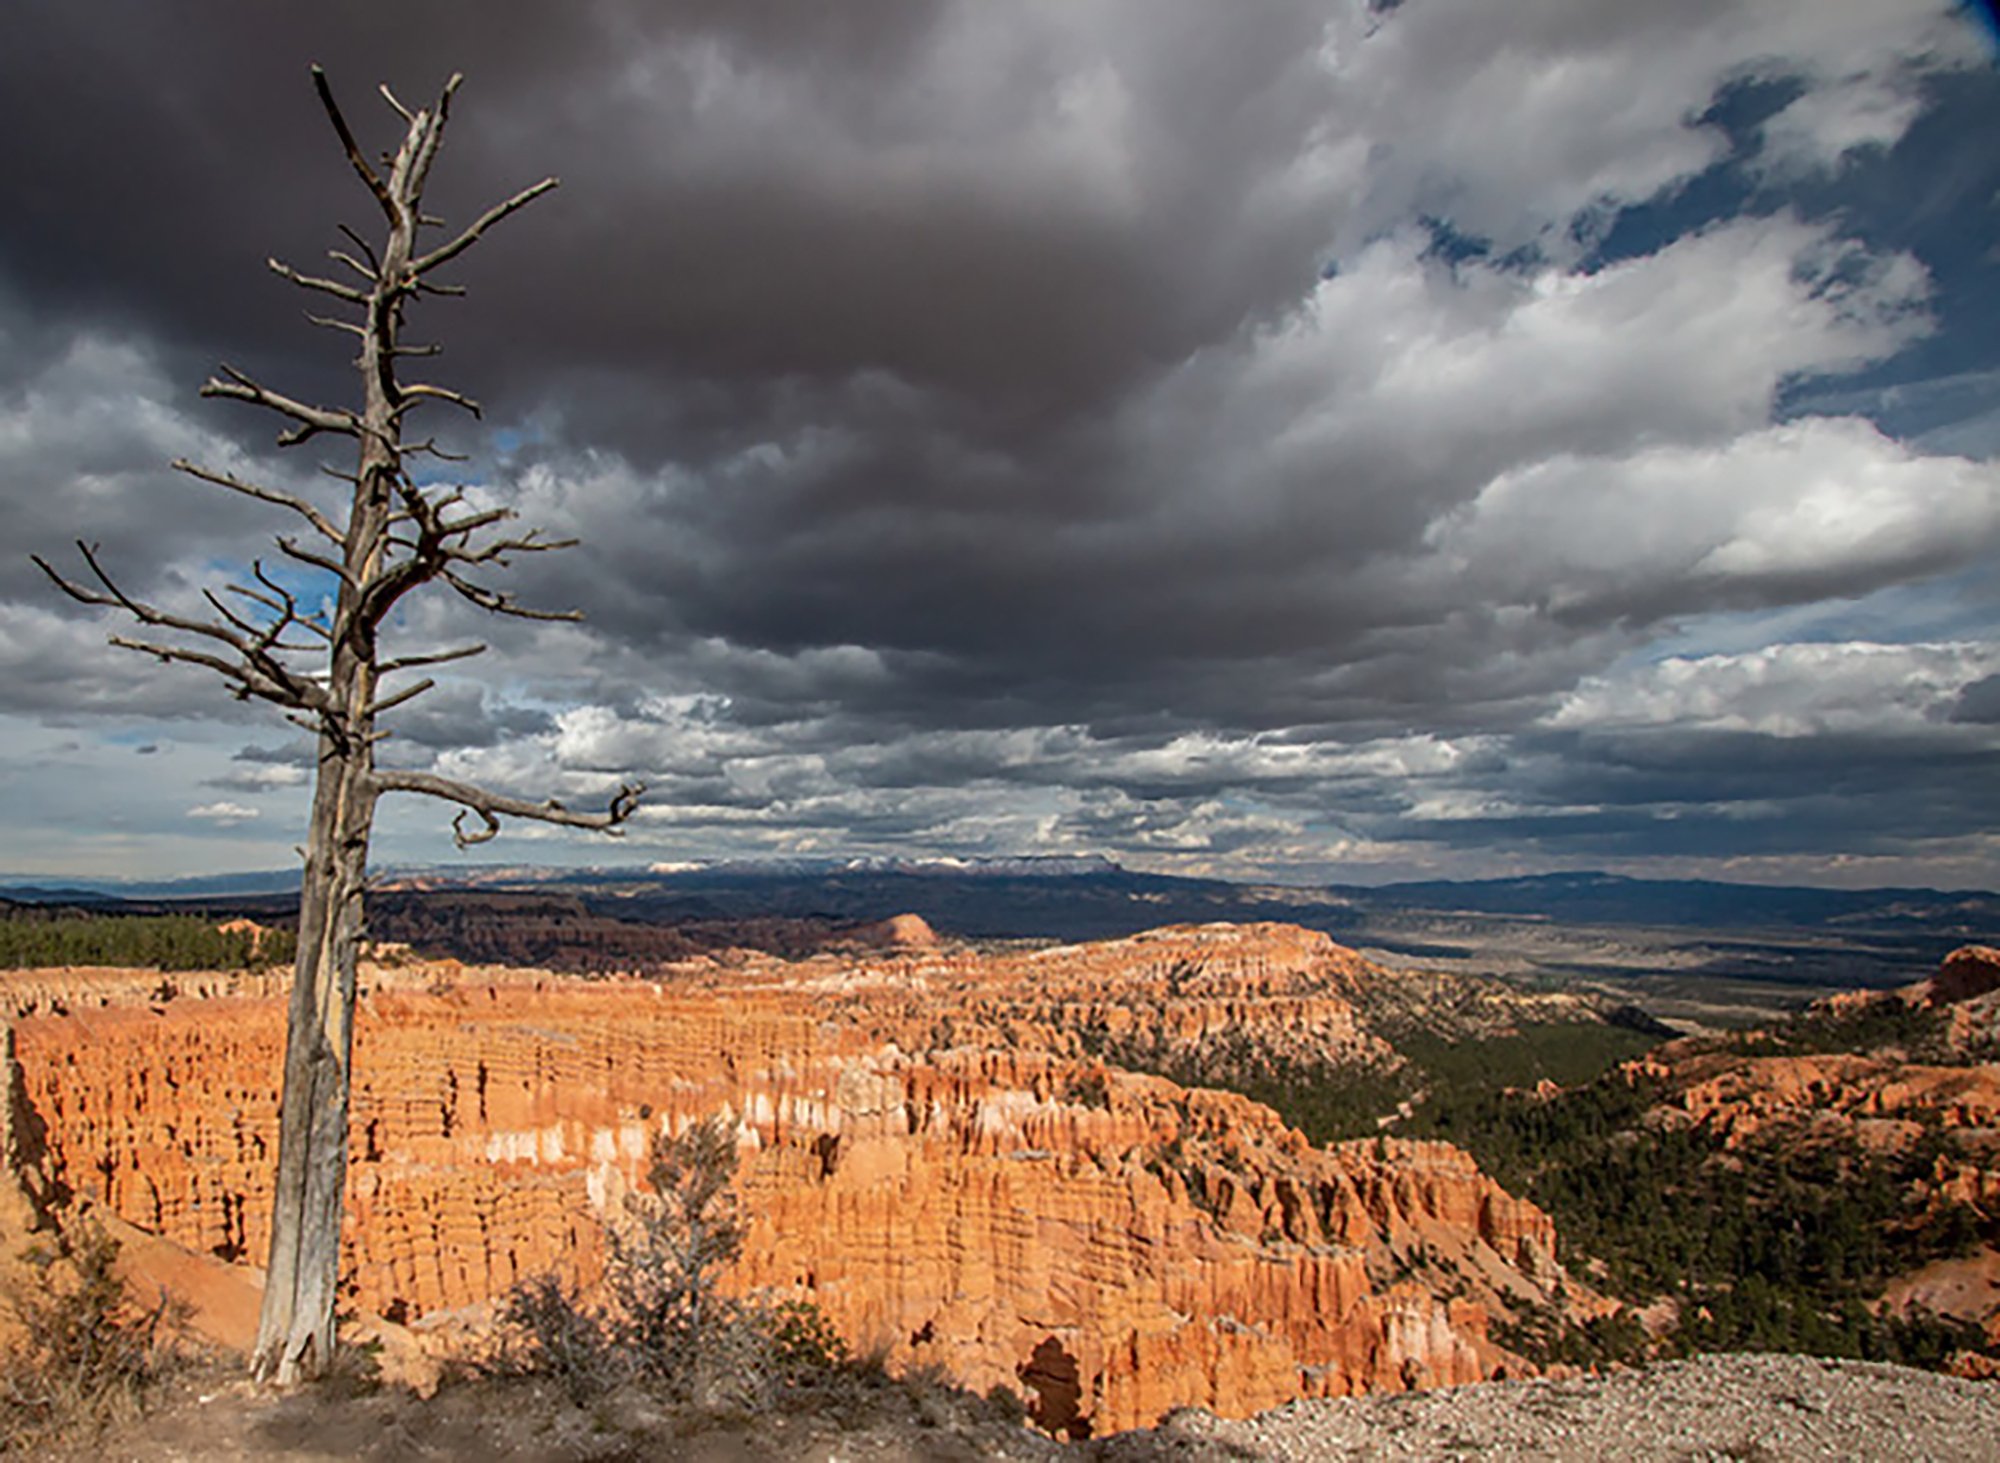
xmin=57 ymin=1353 xmax=1999 ymax=1461
xmin=1098 ymin=1353 xmax=2000 ymax=1461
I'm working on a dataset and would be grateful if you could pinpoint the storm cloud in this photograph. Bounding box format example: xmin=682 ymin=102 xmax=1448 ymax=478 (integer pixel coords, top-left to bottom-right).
xmin=4 ymin=1 xmax=1997 ymax=886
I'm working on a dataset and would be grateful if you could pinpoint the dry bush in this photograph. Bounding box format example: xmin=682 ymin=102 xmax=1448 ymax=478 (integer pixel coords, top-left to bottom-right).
xmin=603 ymin=1115 xmax=747 ymax=1401
xmin=497 ymin=1116 xmax=873 ymax=1413
xmin=493 ymin=1116 xmax=1037 ymax=1447
xmin=498 ymin=1117 xmax=761 ymax=1403
xmin=494 ymin=1272 xmax=615 ymax=1403
xmin=0 ymin=1219 xmax=187 ymax=1452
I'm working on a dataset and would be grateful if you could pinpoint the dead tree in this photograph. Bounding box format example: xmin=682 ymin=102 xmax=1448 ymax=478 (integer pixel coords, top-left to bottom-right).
xmin=34 ymin=67 xmax=641 ymax=1384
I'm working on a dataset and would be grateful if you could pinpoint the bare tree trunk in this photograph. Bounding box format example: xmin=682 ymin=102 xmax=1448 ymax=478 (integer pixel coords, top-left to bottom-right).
xmin=253 ymin=540 xmax=385 ymax=1383
xmin=38 ymin=67 xmax=640 ymax=1385
xmin=250 ymin=137 xmax=401 ymax=1377
xmin=250 ymin=733 xmax=372 ymax=1383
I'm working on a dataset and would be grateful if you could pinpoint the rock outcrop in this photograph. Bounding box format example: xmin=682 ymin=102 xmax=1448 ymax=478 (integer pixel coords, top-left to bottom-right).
xmin=1662 ymin=1050 xmax=2000 ymax=1147
xmin=1609 ymin=946 xmax=2000 ymax=1358
xmin=1917 ymin=946 xmax=2000 ymax=1011
xmin=5 ymin=923 xmax=1584 ymax=1435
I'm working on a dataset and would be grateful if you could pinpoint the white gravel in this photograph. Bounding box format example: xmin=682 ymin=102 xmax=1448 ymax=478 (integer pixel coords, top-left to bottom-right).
xmin=1085 ymin=1354 xmax=2000 ymax=1462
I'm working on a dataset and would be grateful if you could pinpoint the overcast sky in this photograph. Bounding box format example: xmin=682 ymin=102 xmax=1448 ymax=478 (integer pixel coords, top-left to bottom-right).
xmin=5 ymin=1 xmax=1999 ymax=888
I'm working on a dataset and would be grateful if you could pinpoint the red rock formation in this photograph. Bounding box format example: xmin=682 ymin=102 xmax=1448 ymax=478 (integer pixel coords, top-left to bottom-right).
xmin=7 ymin=924 xmax=1583 ymax=1434
xmin=0 ymin=966 xmax=288 ymax=1019
xmin=1608 ymin=945 xmax=2000 ymax=1359
xmin=1917 ymin=946 xmax=2000 ymax=1011
xmin=848 ymin=913 xmax=939 ymax=949
xmin=1663 ymin=1051 xmax=2000 ymax=1146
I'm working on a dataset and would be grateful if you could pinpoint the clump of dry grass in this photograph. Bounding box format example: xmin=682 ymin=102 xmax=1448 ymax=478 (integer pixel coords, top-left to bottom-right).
xmin=0 ymin=1218 xmax=187 ymax=1453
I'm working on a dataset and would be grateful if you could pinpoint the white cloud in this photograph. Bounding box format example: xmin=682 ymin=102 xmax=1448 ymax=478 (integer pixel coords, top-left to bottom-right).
xmin=1422 ymin=418 xmax=2000 ymax=617
xmin=1146 ymin=211 xmax=1931 ymax=523
xmin=186 ymin=800 xmax=259 ymax=824
xmin=1756 ymin=73 xmax=1927 ymax=180
xmin=0 ymin=322 xmax=328 ymax=606
xmin=208 ymin=762 xmax=307 ymax=792
xmin=1310 ymin=0 xmax=1980 ymax=257
xmin=1546 ymin=641 xmax=2000 ymax=737
xmin=0 ymin=604 xmax=267 ymax=722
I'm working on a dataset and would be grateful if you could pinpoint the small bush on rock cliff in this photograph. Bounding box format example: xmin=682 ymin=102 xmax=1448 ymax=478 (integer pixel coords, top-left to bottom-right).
xmin=0 ymin=1219 xmax=186 ymax=1452
xmin=493 ymin=1118 xmax=1028 ymax=1440
xmin=500 ymin=1116 xmax=862 ymax=1411
xmin=607 ymin=1115 xmax=747 ymax=1398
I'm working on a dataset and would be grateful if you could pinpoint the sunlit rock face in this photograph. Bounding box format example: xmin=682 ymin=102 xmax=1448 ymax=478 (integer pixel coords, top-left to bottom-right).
xmin=7 ymin=923 xmax=1579 ymax=1434
xmin=1643 ymin=942 xmax=2000 ymax=1150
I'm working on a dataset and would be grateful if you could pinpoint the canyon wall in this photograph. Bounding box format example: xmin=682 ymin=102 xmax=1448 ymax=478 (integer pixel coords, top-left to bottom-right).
xmin=5 ymin=923 xmax=1576 ymax=1435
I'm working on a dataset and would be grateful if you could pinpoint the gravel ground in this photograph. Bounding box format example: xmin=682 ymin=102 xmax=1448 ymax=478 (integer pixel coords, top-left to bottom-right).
xmin=1086 ymin=1355 xmax=2000 ymax=1462
xmin=69 ymin=1353 xmax=2000 ymax=1460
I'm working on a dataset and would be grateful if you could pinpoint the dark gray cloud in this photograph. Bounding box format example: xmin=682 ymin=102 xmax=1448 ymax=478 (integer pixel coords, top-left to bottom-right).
xmin=1952 ymin=673 xmax=2000 ymax=724
xmin=3 ymin=1 xmax=1998 ymax=884
xmin=378 ymin=684 xmax=556 ymax=753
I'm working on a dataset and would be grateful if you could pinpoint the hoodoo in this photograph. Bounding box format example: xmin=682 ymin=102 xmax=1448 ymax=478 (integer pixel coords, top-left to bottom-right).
xmin=7 ymin=924 xmax=1585 ymax=1434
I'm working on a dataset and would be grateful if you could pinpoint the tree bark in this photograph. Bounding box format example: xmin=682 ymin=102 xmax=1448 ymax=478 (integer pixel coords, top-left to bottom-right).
xmin=37 ymin=68 xmax=635 ymax=1383
xmin=249 ymin=731 xmax=373 ymax=1383
xmin=250 ymin=368 xmax=392 ymax=1385
xmin=250 ymin=81 xmax=405 ymax=1375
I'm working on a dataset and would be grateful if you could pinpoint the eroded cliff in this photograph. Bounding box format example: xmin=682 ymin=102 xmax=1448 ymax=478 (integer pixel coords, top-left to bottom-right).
xmin=5 ymin=923 xmax=1583 ymax=1434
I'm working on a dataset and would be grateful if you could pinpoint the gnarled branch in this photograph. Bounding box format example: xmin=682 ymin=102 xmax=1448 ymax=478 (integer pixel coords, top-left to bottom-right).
xmin=303 ymin=310 xmax=367 ymax=338
xmin=378 ymin=643 xmax=485 ymax=674
xmin=371 ymin=768 xmax=643 ymax=847
xmin=377 ymin=83 xmax=417 ymax=126
xmin=397 ymin=436 xmax=467 ymax=463
xmin=33 ymin=542 xmax=331 ymax=713
xmin=368 ymin=677 xmax=435 ymax=717
xmin=273 ymin=536 xmax=357 ymax=589
xmin=202 ymin=583 xmax=320 ymax=655
xmin=395 ymin=382 xmax=481 ymax=418
xmin=326 ymin=248 xmax=377 ymax=283
xmin=440 ymin=567 xmax=583 ymax=621
xmin=106 ymin=634 xmax=317 ymax=710
xmin=171 ymin=458 xmax=345 ymax=544
xmin=312 ymin=63 xmax=396 ymax=220
xmin=404 ymin=75 xmax=462 ymax=203
xmin=202 ymin=364 xmax=360 ymax=447
xmin=235 ymin=560 xmax=334 ymax=643
xmin=268 ymin=256 xmax=369 ymax=305
xmin=472 ymin=529 xmax=580 ymax=560
xmin=437 ymin=505 xmax=513 ymax=537
xmin=335 ymin=224 xmax=381 ymax=276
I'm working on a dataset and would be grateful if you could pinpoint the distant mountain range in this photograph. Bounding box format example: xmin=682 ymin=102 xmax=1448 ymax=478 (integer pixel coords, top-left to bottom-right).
xmin=1335 ymin=870 xmax=2000 ymax=931
xmin=6 ymin=857 xmax=1994 ymax=939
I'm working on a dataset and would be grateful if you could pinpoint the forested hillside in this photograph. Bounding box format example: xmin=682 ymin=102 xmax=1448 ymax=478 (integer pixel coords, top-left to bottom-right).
xmin=1179 ymin=965 xmax=2000 ymax=1373
xmin=0 ymin=910 xmax=293 ymax=971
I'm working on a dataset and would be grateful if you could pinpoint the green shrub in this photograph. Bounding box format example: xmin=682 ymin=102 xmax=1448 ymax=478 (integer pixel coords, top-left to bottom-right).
xmin=767 ymin=1298 xmax=851 ymax=1386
